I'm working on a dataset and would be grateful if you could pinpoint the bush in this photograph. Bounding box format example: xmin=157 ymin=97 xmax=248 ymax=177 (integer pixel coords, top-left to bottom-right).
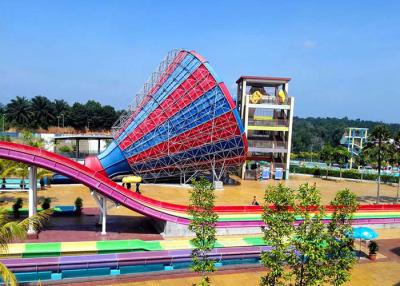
xmin=41 ymin=197 xmax=52 ymax=210
xmin=290 ymin=165 xmax=398 ymax=183
xmin=58 ymin=145 xmax=73 ymax=153
xmin=74 ymin=197 xmax=83 ymax=215
xmin=313 ymin=168 xmax=321 ymax=177
xmin=12 ymin=198 xmax=23 ymax=218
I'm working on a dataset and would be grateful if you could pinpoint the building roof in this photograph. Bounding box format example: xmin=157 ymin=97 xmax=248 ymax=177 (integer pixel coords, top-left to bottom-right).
xmin=54 ymin=134 xmax=113 ymax=141
xmin=236 ymin=76 xmax=291 ymax=84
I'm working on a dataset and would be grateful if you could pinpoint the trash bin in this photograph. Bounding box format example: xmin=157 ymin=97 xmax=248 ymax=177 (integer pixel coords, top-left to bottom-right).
xmin=274 ymin=168 xmax=283 ymax=180
xmin=261 ymin=167 xmax=270 ymax=180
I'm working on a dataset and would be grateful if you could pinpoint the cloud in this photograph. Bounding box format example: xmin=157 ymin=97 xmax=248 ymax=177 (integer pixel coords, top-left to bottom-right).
xmin=303 ymin=40 xmax=316 ymax=49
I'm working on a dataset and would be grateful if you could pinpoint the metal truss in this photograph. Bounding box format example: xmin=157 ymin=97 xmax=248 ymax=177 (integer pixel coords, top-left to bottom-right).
xmin=111 ymin=49 xmax=246 ymax=181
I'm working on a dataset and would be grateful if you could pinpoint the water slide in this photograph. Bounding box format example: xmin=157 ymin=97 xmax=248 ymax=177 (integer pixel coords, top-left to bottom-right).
xmin=2 ymin=141 xmax=400 ymax=228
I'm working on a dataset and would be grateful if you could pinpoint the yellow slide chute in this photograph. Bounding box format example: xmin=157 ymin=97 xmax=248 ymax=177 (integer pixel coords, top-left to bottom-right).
xmin=122 ymin=176 xmax=142 ymax=183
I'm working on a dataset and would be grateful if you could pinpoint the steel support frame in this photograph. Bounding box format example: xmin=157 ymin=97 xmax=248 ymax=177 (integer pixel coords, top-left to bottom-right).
xmin=110 ymin=49 xmax=246 ymax=182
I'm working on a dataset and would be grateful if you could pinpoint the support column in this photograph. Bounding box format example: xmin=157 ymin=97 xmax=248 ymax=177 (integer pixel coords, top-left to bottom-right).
xmin=285 ymin=97 xmax=295 ymax=180
xmin=101 ymin=197 xmax=107 ymax=235
xmin=28 ymin=166 xmax=38 ymax=238
xmin=241 ymin=94 xmax=250 ymax=180
xmin=91 ymin=190 xmax=107 ymax=235
xmin=76 ymin=139 xmax=80 ymax=160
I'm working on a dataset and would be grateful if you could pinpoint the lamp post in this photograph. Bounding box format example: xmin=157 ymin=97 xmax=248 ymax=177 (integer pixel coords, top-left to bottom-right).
xmin=61 ymin=113 xmax=64 ymax=128
xmin=2 ymin=113 xmax=5 ymax=134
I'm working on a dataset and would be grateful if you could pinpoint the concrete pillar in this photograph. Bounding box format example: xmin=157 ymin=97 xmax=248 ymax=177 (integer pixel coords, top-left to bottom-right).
xmin=28 ymin=166 xmax=38 ymax=238
xmin=101 ymin=197 xmax=107 ymax=235
xmin=285 ymin=97 xmax=295 ymax=180
xmin=91 ymin=190 xmax=107 ymax=235
xmin=241 ymin=94 xmax=250 ymax=180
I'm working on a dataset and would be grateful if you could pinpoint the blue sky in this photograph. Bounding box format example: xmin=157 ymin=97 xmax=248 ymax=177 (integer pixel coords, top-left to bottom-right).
xmin=0 ymin=0 xmax=399 ymax=123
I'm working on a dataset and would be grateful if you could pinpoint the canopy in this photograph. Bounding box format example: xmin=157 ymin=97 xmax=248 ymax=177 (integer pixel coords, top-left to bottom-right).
xmin=122 ymin=176 xmax=142 ymax=183
xmin=352 ymin=227 xmax=378 ymax=240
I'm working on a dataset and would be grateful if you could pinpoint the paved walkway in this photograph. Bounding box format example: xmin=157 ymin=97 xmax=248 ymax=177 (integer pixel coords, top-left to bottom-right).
xmin=66 ymin=262 xmax=400 ymax=286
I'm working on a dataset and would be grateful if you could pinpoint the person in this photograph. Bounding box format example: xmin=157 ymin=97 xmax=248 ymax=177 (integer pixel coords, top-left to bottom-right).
xmin=126 ymin=182 xmax=131 ymax=190
xmin=122 ymin=182 xmax=125 ymax=188
xmin=1 ymin=177 xmax=6 ymax=189
xmin=136 ymin=182 xmax=141 ymax=194
xmin=251 ymin=196 xmax=259 ymax=206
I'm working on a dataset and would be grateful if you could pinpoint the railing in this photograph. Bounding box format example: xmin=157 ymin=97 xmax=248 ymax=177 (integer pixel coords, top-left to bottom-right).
xmin=247 ymin=95 xmax=291 ymax=105
xmin=248 ymin=140 xmax=288 ymax=149
xmin=248 ymin=119 xmax=288 ymax=127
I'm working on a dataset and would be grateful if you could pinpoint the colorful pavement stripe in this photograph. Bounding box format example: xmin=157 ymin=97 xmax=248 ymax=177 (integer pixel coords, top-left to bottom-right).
xmin=2 ymin=236 xmax=266 ymax=258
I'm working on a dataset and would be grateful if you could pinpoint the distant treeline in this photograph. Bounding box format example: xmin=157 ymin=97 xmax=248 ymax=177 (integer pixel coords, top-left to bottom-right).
xmin=0 ymin=96 xmax=123 ymax=131
xmin=292 ymin=117 xmax=400 ymax=152
xmin=1 ymin=96 xmax=399 ymax=152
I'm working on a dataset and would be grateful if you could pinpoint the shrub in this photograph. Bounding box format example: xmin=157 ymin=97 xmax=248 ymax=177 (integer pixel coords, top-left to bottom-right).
xmin=313 ymin=168 xmax=321 ymax=177
xmin=74 ymin=197 xmax=83 ymax=215
xmin=12 ymin=198 xmax=23 ymax=218
xmin=58 ymin=145 xmax=72 ymax=153
xmin=41 ymin=197 xmax=52 ymax=210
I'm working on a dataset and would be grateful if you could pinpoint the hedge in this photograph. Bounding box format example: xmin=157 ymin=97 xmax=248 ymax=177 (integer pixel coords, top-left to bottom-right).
xmin=290 ymin=166 xmax=399 ymax=184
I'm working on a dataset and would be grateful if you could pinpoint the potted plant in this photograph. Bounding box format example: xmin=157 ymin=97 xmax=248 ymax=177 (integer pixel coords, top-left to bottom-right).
xmin=368 ymin=240 xmax=379 ymax=261
xmin=74 ymin=197 xmax=83 ymax=215
xmin=40 ymin=177 xmax=45 ymax=190
xmin=12 ymin=198 xmax=23 ymax=218
xmin=41 ymin=197 xmax=52 ymax=210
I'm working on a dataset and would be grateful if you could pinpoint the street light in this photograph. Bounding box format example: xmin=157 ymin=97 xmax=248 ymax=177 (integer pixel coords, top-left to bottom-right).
xmin=58 ymin=114 xmax=65 ymax=129
xmin=2 ymin=114 xmax=5 ymax=134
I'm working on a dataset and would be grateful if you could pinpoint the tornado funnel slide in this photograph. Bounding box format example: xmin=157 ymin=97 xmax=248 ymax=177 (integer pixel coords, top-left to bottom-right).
xmin=2 ymin=141 xmax=400 ymax=228
xmin=85 ymin=49 xmax=247 ymax=179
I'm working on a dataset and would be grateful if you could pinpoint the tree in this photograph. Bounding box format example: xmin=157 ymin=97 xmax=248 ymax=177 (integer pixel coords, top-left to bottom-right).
xmin=21 ymin=131 xmax=44 ymax=148
xmin=31 ymin=95 xmax=55 ymax=129
xmin=325 ymin=189 xmax=359 ymax=285
xmin=320 ymin=145 xmax=334 ymax=179
xmin=53 ymin=99 xmax=70 ymax=127
xmin=332 ymin=146 xmax=351 ymax=179
xmin=260 ymin=184 xmax=358 ymax=286
xmin=355 ymin=150 xmax=368 ymax=180
xmin=392 ymin=132 xmax=400 ymax=203
xmin=0 ymin=208 xmax=52 ymax=285
xmin=188 ymin=178 xmax=218 ymax=286
xmin=363 ymin=125 xmax=392 ymax=203
xmin=5 ymin=96 xmax=32 ymax=129
xmin=261 ymin=184 xmax=296 ymax=286
xmin=291 ymin=184 xmax=328 ymax=286
xmin=69 ymin=102 xmax=88 ymax=131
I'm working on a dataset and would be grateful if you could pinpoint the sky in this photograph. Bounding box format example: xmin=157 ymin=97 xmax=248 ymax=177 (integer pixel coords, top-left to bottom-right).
xmin=0 ymin=0 xmax=399 ymax=123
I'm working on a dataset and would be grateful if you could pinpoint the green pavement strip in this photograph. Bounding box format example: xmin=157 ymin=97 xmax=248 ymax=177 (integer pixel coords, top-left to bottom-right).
xmin=242 ymin=237 xmax=265 ymax=246
xmin=96 ymin=240 xmax=162 ymax=253
xmin=23 ymin=242 xmax=61 ymax=258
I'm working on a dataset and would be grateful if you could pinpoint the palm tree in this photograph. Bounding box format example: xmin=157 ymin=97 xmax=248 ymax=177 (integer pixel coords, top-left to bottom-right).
xmin=393 ymin=131 xmax=400 ymax=203
xmin=364 ymin=125 xmax=392 ymax=204
xmin=5 ymin=97 xmax=32 ymax=128
xmin=355 ymin=150 xmax=369 ymax=181
xmin=0 ymin=208 xmax=52 ymax=285
xmin=332 ymin=146 xmax=351 ymax=179
xmin=320 ymin=145 xmax=334 ymax=179
xmin=31 ymin=96 xmax=56 ymax=130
